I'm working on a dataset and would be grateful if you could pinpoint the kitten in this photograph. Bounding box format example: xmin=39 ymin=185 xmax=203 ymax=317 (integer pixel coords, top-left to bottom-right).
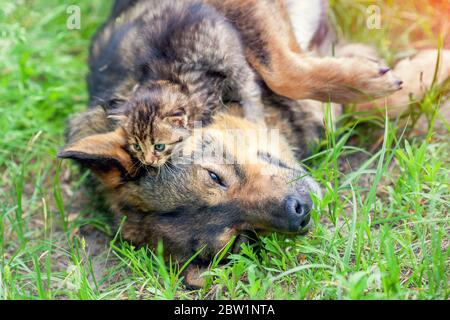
xmin=108 ymin=82 xmax=201 ymax=168
xmin=91 ymin=0 xmax=267 ymax=143
xmin=97 ymin=0 xmax=268 ymax=169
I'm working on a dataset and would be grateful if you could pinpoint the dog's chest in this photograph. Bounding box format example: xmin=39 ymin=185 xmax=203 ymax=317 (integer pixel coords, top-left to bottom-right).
xmin=284 ymin=0 xmax=325 ymax=51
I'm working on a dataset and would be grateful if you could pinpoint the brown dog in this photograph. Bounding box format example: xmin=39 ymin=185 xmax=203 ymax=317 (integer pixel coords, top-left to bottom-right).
xmin=59 ymin=0 xmax=450 ymax=287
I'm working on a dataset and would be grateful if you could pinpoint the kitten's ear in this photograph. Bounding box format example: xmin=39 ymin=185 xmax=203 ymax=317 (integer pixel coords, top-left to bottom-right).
xmin=107 ymin=114 xmax=128 ymax=122
xmin=103 ymin=98 xmax=129 ymax=120
xmin=57 ymin=128 xmax=137 ymax=188
xmin=167 ymin=109 xmax=188 ymax=127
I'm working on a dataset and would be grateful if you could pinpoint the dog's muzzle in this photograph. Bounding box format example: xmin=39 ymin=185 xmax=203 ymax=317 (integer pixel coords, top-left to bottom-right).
xmin=283 ymin=195 xmax=312 ymax=233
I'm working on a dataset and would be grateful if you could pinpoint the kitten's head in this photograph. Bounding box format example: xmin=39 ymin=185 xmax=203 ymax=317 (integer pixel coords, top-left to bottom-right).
xmin=109 ymin=83 xmax=193 ymax=167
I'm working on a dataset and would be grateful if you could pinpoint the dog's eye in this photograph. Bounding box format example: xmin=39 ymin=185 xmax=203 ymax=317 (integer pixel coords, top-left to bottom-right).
xmin=208 ymin=170 xmax=226 ymax=188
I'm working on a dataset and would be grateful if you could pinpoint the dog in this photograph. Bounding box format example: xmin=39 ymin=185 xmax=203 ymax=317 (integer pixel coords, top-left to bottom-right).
xmin=59 ymin=104 xmax=321 ymax=286
xmin=59 ymin=0 xmax=450 ymax=287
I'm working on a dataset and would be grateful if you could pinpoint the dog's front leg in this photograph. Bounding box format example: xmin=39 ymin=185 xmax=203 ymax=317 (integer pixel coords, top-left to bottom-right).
xmin=210 ymin=0 xmax=403 ymax=104
xmin=257 ymin=52 xmax=403 ymax=104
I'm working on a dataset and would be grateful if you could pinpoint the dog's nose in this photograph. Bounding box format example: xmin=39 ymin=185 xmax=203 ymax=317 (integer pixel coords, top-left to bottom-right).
xmin=283 ymin=195 xmax=311 ymax=231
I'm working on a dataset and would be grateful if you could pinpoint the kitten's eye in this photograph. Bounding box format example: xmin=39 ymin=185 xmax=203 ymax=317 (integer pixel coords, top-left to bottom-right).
xmin=154 ymin=144 xmax=165 ymax=152
xmin=208 ymin=170 xmax=226 ymax=188
xmin=134 ymin=144 xmax=141 ymax=151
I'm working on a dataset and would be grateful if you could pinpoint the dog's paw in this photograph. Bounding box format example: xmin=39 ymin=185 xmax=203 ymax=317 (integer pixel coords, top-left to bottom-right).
xmin=184 ymin=264 xmax=206 ymax=289
xmin=354 ymin=49 xmax=450 ymax=117
xmin=344 ymin=57 xmax=403 ymax=101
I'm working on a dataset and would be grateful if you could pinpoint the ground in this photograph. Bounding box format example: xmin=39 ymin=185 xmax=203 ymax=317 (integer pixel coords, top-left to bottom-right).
xmin=0 ymin=0 xmax=448 ymax=299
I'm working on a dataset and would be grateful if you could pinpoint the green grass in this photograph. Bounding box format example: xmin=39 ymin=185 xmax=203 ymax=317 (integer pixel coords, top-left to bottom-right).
xmin=0 ymin=0 xmax=448 ymax=300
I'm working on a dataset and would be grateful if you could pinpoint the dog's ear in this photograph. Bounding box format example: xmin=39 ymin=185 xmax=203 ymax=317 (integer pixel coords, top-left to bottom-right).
xmin=57 ymin=128 xmax=136 ymax=188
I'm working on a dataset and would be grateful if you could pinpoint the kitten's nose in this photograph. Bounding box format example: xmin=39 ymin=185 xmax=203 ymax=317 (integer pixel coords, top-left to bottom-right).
xmin=145 ymin=156 xmax=156 ymax=166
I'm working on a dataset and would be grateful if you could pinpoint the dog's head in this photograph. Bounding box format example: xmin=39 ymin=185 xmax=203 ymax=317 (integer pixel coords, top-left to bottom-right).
xmin=58 ymin=113 xmax=320 ymax=261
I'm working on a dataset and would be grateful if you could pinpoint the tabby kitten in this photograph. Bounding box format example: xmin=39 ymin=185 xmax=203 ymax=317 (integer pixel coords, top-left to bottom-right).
xmin=108 ymin=82 xmax=201 ymax=168
xmin=98 ymin=0 xmax=268 ymax=169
